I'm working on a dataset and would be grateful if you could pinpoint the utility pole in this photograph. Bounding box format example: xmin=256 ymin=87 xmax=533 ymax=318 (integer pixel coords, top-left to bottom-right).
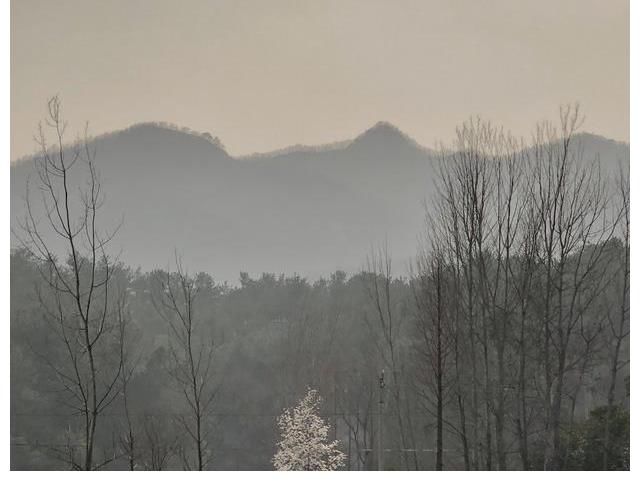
xmin=333 ymin=377 xmax=338 ymax=441
xmin=378 ymin=369 xmax=385 ymax=471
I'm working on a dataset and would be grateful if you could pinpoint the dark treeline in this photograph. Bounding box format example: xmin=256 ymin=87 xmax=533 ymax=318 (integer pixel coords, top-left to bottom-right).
xmin=10 ymin=100 xmax=629 ymax=470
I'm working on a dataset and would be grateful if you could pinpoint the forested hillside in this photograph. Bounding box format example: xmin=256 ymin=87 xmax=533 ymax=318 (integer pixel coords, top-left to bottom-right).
xmin=9 ymin=241 xmax=629 ymax=470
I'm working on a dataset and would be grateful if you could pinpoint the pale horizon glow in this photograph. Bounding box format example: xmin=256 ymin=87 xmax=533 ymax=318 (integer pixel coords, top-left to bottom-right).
xmin=11 ymin=0 xmax=629 ymax=161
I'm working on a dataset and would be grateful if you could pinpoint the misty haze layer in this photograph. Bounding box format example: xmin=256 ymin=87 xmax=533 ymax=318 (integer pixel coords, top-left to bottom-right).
xmin=10 ymin=122 xmax=628 ymax=283
xmin=11 ymin=122 xmax=435 ymax=281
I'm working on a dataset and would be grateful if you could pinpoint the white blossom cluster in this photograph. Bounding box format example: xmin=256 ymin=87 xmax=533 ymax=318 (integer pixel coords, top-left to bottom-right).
xmin=273 ymin=388 xmax=346 ymax=471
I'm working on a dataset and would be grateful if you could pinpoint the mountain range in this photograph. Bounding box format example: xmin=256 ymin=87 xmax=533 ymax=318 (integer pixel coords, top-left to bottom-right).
xmin=10 ymin=122 xmax=628 ymax=283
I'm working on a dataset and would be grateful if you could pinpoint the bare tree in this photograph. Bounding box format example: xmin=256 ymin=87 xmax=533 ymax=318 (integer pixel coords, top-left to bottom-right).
xmin=363 ymin=243 xmax=418 ymax=470
xmin=510 ymin=195 xmax=541 ymax=470
xmin=413 ymin=245 xmax=455 ymax=470
xmin=338 ymin=379 xmax=375 ymax=470
xmin=152 ymin=257 xmax=218 ymax=470
xmin=140 ymin=414 xmax=178 ymax=470
xmin=529 ymin=104 xmax=619 ymax=469
xmin=15 ymin=96 xmax=127 ymax=470
xmin=601 ymin=165 xmax=630 ymax=470
xmin=118 ymin=302 xmax=140 ymax=470
xmin=427 ymin=178 xmax=474 ymax=470
xmin=434 ymin=119 xmax=499 ymax=469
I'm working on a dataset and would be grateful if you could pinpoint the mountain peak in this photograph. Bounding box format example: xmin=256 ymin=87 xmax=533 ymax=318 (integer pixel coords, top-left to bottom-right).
xmin=358 ymin=121 xmax=404 ymax=138
xmin=349 ymin=121 xmax=423 ymax=153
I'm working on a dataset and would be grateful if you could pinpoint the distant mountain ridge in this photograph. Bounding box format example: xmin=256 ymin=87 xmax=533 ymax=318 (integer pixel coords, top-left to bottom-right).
xmin=10 ymin=120 xmax=430 ymax=166
xmin=10 ymin=120 xmax=627 ymax=167
xmin=10 ymin=122 xmax=628 ymax=283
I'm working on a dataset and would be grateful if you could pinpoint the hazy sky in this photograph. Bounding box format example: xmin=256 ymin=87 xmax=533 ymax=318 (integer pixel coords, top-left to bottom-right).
xmin=11 ymin=0 xmax=629 ymax=160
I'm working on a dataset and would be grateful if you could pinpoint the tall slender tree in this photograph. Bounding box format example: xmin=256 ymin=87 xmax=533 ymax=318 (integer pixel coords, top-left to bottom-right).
xmin=152 ymin=257 xmax=218 ymax=470
xmin=16 ymin=96 xmax=128 ymax=470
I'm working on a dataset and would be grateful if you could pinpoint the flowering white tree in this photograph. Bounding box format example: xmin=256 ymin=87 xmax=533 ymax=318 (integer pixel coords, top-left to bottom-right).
xmin=273 ymin=388 xmax=346 ymax=471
